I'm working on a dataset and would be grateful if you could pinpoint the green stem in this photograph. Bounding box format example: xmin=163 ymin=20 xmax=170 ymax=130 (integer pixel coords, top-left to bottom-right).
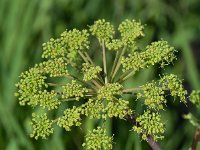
xmin=78 ymin=50 xmax=89 ymax=63
xmin=111 ymin=47 xmax=126 ymax=82
xmin=123 ymin=87 xmax=143 ymax=93
xmin=102 ymin=40 xmax=108 ymax=84
xmin=117 ymin=70 xmax=136 ymax=83
xmin=110 ymin=50 xmax=119 ymax=82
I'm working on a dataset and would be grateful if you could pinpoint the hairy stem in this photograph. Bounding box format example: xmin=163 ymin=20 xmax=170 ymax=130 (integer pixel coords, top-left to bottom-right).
xmin=191 ymin=128 xmax=200 ymax=150
xmin=125 ymin=114 xmax=162 ymax=150
xmin=102 ymin=41 xmax=108 ymax=84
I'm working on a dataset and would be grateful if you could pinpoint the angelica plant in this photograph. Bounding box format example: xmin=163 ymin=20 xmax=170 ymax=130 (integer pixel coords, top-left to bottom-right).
xmin=15 ymin=19 xmax=188 ymax=150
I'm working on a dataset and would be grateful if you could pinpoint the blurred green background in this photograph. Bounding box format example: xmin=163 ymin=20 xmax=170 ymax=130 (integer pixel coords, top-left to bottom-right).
xmin=0 ymin=0 xmax=200 ymax=149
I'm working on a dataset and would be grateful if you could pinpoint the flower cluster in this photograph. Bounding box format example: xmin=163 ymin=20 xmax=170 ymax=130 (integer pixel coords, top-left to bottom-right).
xmin=81 ymin=99 xmax=104 ymax=119
xmin=89 ymin=19 xmax=114 ymax=43
xmin=37 ymin=58 xmax=68 ymax=77
xmin=15 ymin=19 xmax=188 ymax=148
xmin=62 ymin=80 xmax=89 ymax=100
xmin=15 ymin=67 xmax=47 ymax=106
xmin=30 ymin=113 xmax=54 ymax=140
xmin=145 ymin=41 xmax=176 ymax=67
xmin=160 ymin=74 xmax=187 ymax=102
xmin=121 ymin=52 xmax=146 ymax=72
xmin=121 ymin=41 xmax=176 ymax=72
xmin=190 ymin=90 xmax=200 ymax=106
xmin=42 ymin=38 xmax=65 ymax=59
xmin=28 ymin=90 xmax=60 ymax=110
xmin=133 ymin=110 xmax=165 ymax=141
xmin=118 ymin=19 xmax=144 ymax=45
xmin=105 ymin=98 xmax=132 ymax=119
xmin=137 ymin=81 xmax=166 ymax=110
xmin=82 ymin=126 xmax=113 ymax=150
xmin=57 ymin=106 xmax=82 ymax=131
xmin=97 ymin=83 xmax=123 ymax=100
xmin=82 ymin=63 xmax=102 ymax=81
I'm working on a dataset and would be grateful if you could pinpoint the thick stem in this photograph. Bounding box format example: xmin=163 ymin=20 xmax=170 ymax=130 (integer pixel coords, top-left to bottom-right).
xmin=191 ymin=128 xmax=200 ymax=150
xmin=102 ymin=41 xmax=108 ymax=84
xmin=125 ymin=114 xmax=162 ymax=150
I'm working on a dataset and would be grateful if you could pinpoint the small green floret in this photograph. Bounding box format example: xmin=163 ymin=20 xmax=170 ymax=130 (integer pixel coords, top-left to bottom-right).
xmin=97 ymin=83 xmax=123 ymax=100
xmin=30 ymin=113 xmax=54 ymax=140
xmin=160 ymin=74 xmax=187 ymax=102
xmin=82 ymin=126 xmax=113 ymax=150
xmin=190 ymin=90 xmax=200 ymax=106
xmin=57 ymin=106 xmax=82 ymax=131
xmin=118 ymin=19 xmax=144 ymax=45
xmin=133 ymin=110 xmax=165 ymax=141
xmin=82 ymin=63 xmax=102 ymax=81
xmin=137 ymin=81 xmax=166 ymax=110
xmin=105 ymin=98 xmax=132 ymax=119
xmin=62 ymin=80 xmax=89 ymax=100
xmin=81 ymin=99 xmax=104 ymax=119
xmin=90 ymin=19 xmax=114 ymax=43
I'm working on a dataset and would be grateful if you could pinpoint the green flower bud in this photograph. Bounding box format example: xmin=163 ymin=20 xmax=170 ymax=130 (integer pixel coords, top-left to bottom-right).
xmin=82 ymin=126 xmax=113 ymax=150
xmin=81 ymin=99 xmax=104 ymax=119
xmin=105 ymin=98 xmax=132 ymax=119
xmin=30 ymin=113 xmax=54 ymax=140
xmin=42 ymin=38 xmax=65 ymax=59
xmin=133 ymin=110 xmax=165 ymax=141
xmin=82 ymin=63 xmax=102 ymax=81
xmin=62 ymin=80 xmax=89 ymax=100
xmin=121 ymin=52 xmax=146 ymax=72
xmin=90 ymin=19 xmax=114 ymax=43
xmin=160 ymin=74 xmax=187 ymax=103
xmin=190 ymin=90 xmax=200 ymax=106
xmin=137 ymin=81 xmax=166 ymax=110
xmin=145 ymin=41 xmax=176 ymax=67
xmin=118 ymin=19 xmax=144 ymax=45
xmin=57 ymin=106 xmax=82 ymax=131
xmin=97 ymin=83 xmax=123 ymax=100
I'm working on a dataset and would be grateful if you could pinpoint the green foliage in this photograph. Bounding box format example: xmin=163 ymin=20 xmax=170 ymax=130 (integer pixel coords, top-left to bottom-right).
xmin=15 ymin=19 xmax=188 ymax=149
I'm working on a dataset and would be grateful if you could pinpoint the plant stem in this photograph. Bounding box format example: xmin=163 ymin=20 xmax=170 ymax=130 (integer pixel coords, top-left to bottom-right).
xmin=125 ymin=114 xmax=162 ymax=150
xmin=110 ymin=50 xmax=119 ymax=82
xmin=191 ymin=128 xmax=200 ymax=150
xmin=102 ymin=40 xmax=108 ymax=84
xmin=79 ymin=51 xmax=104 ymax=86
xmin=78 ymin=50 xmax=89 ymax=63
xmin=111 ymin=47 xmax=126 ymax=82
xmin=123 ymin=87 xmax=143 ymax=93
xmin=117 ymin=69 xmax=135 ymax=83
